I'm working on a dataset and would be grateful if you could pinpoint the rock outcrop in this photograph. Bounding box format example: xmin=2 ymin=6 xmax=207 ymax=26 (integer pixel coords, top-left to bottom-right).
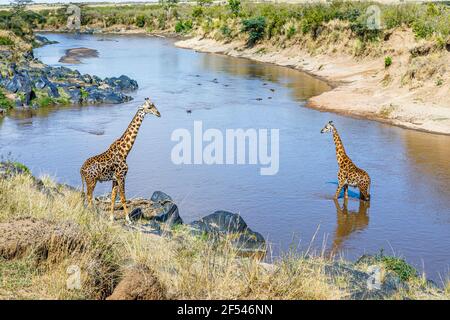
xmin=189 ymin=210 xmax=266 ymax=255
xmin=0 ymin=35 xmax=138 ymax=109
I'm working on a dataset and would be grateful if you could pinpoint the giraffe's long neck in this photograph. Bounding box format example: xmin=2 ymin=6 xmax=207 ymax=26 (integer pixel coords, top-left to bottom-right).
xmin=118 ymin=109 xmax=145 ymax=158
xmin=332 ymin=128 xmax=348 ymax=168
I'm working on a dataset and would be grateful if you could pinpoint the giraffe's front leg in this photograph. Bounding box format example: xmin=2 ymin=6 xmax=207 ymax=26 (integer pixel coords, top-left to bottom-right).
xmin=334 ymin=183 xmax=344 ymax=199
xmin=334 ymin=174 xmax=346 ymax=199
xmin=117 ymin=177 xmax=131 ymax=224
xmin=110 ymin=180 xmax=118 ymax=222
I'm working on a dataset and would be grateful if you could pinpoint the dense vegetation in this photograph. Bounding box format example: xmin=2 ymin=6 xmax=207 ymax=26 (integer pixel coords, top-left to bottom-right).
xmin=32 ymin=1 xmax=450 ymax=49
xmin=0 ymin=1 xmax=448 ymax=112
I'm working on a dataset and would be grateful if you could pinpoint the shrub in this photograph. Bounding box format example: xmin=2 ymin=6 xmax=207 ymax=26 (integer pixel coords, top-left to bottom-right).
xmin=228 ymin=0 xmax=241 ymax=17
xmin=80 ymin=88 xmax=89 ymax=100
xmin=0 ymin=36 xmax=14 ymax=46
xmin=0 ymin=90 xmax=14 ymax=110
xmin=286 ymin=25 xmax=296 ymax=39
xmin=175 ymin=20 xmax=184 ymax=33
xmin=413 ymin=20 xmax=433 ymax=39
xmin=192 ymin=6 xmax=203 ymax=19
xmin=380 ymin=256 xmax=417 ymax=282
xmin=242 ymin=16 xmax=266 ymax=46
xmin=220 ymin=25 xmax=232 ymax=38
xmin=35 ymin=96 xmax=54 ymax=108
xmin=384 ymin=56 xmax=392 ymax=68
xmin=135 ymin=14 xmax=147 ymax=28
xmin=300 ymin=4 xmax=330 ymax=38
xmin=175 ymin=19 xmax=193 ymax=33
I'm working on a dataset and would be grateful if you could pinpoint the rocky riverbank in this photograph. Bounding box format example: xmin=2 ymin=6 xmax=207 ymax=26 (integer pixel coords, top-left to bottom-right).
xmin=0 ymin=32 xmax=138 ymax=114
xmin=0 ymin=161 xmax=448 ymax=300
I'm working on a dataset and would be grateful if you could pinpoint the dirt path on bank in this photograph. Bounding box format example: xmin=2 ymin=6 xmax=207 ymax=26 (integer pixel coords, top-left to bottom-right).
xmin=175 ymin=35 xmax=450 ymax=135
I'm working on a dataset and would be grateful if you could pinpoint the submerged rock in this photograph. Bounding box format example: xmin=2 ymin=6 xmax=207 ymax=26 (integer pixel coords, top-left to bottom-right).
xmin=59 ymin=47 xmax=99 ymax=64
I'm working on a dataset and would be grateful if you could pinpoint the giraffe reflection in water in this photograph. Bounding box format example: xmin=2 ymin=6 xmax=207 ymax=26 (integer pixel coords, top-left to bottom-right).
xmin=331 ymin=199 xmax=370 ymax=254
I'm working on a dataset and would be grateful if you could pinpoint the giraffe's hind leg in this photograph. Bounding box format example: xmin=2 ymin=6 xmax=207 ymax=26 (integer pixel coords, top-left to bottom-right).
xmin=117 ymin=177 xmax=131 ymax=224
xmin=110 ymin=180 xmax=118 ymax=222
xmin=86 ymin=178 xmax=97 ymax=208
xmin=359 ymin=184 xmax=370 ymax=201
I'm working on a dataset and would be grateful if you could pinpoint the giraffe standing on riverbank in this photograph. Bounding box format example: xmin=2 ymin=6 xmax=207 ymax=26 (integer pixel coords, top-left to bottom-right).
xmin=80 ymin=98 xmax=161 ymax=223
xmin=321 ymin=121 xmax=371 ymax=201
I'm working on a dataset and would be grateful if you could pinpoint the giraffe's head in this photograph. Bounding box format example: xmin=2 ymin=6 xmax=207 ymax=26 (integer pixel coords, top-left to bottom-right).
xmin=320 ymin=120 xmax=335 ymax=134
xmin=140 ymin=98 xmax=161 ymax=117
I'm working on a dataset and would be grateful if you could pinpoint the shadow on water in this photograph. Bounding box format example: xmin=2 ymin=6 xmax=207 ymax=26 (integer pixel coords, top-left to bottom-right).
xmin=331 ymin=198 xmax=370 ymax=254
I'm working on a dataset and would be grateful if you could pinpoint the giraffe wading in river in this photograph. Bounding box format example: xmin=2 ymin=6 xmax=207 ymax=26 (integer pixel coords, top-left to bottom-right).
xmin=80 ymin=98 xmax=161 ymax=223
xmin=321 ymin=121 xmax=371 ymax=201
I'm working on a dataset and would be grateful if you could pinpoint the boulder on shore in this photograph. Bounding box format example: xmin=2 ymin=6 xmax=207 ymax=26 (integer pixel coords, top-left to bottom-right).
xmin=0 ymin=45 xmax=138 ymax=108
xmin=189 ymin=210 xmax=266 ymax=255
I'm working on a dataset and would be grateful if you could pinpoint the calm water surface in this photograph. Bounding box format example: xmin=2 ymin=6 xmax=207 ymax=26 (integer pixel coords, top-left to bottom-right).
xmin=1 ymin=33 xmax=449 ymax=281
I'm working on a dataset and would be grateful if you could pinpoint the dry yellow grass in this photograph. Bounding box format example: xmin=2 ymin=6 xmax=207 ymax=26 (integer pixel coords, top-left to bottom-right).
xmin=0 ymin=173 xmax=448 ymax=300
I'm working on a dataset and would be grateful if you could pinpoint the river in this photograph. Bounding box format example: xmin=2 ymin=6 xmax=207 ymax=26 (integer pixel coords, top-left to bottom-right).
xmin=1 ymin=33 xmax=449 ymax=281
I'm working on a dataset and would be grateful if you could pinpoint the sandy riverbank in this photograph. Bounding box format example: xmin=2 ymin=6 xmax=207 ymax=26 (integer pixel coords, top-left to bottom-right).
xmin=176 ymin=34 xmax=450 ymax=135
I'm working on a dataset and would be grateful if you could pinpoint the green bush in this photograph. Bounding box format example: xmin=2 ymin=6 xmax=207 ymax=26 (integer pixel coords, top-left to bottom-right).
xmin=0 ymin=90 xmax=14 ymax=110
xmin=300 ymin=4 xmax=331 ymax=38
xmin=0 ymin=36 xmax=14 ymax=46
xmin=80 ymin=88 xmax=89 ymax=101
xmin=412 ymin=20 xmax=434 ymax=39
xmin=175 ymin=20 xmax=184 ymax=33
xmin=286 ymin=25 xmax=296 ymax=39
xmin=242 ymin=16 xmax=266 ymax=46
xmin=135 ymin=14 xmax=147 ymax=28
xmin=220 ymin=25 xmax=232 ymax=38
xmin=380 ymin=256 xmax=417 ymax=281
xmin=384 ymin=56 xmax=392 ymax=68
xmin=228 ymin=0 xmax=241 ymax=17
xmin=175 ymin=19 xmax=193 ymax=33
xmin=35 ymin=96 xmax=54 ymax=108
xmin=192 ymin=6 xmax=204 ymax=19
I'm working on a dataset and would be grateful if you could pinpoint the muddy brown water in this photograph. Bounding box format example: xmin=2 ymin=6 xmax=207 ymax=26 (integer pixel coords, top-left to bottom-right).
xmin=1 ymin=33 xmax=449 ymax=282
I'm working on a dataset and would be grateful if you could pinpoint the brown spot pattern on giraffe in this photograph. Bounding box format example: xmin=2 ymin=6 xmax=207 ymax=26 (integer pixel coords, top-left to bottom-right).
xmin=80 ymin=98 xmax=161 ymax=221
xmin=327 ymin=122 xmax=371 ymax=201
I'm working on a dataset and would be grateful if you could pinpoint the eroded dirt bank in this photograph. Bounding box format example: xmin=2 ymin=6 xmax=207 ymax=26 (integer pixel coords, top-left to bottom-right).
xmin=176 ymin=33 xmax=450 ymax=135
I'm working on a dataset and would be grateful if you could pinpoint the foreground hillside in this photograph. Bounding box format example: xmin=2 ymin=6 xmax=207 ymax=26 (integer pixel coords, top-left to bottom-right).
xmin=0 ymin=162 xmax=448 ymax=300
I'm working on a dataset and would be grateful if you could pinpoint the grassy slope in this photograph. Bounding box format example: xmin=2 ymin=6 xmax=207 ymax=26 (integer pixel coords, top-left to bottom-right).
xmin=0 ymin=171 xmax=448 ymax=300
